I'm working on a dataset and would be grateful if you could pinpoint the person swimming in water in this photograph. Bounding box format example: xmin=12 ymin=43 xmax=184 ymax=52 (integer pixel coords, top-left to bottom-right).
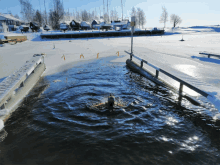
xmin=93 ymin=94 xmax=124 ymax=109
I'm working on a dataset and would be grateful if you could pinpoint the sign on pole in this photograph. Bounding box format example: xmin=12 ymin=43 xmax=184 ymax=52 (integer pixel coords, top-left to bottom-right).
xmin=131 ymin=16 xmax=135 ymax=27
xmin=131 ymin=16 xmax=135 ymax=55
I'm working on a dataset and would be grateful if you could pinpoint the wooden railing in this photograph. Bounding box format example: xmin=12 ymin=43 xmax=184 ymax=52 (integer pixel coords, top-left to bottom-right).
xmin=199 ymin=52 xmax=220 ymax=58
xmin=125 ymin=51 xmax=209 ymax=98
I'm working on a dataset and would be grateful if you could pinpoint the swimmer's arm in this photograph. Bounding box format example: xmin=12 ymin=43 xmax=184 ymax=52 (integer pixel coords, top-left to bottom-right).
xmin=93 ymin=102 xmax=106 ymax=107
xmin=117 ymin=103 xmax=126 ymax=107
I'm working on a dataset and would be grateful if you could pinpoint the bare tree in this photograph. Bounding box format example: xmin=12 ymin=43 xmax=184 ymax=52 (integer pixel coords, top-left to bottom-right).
xmin=49 ymin=9 xmax=55 ymax=29
xmin=136 ymin=8 xmax=146 ymax=29
xmin=159 ymin=6 xmax=168 ymax=28
xmin=103 ymin=12 xmax=109 ymax=23
xmin=94 ymin=9 xmax=99 ymax=21
xmin=81 ymin=10 xmax=89 ymax=21
xmin=43 ymin=0 xmax=48 ymax=25
xmin=19 ymin=0 xmax=35 ymax=22
xmin=76 ymin=10 xmax=80 ymax=22
xmin=33 ymin=10 xmax=43 ymax=26
xmin=136 ymin=8 xmax=142 ymax=28
xmin=139 ymin=10 xmax=146 ymax=29
xmin=64 ymin=9 xmax=71 ymax=21
xmin=110 ymin=9 xmax=118 ymax=21
xmin=49 ymin=0 xmax=64 ymax=29
xmin=14 ymin=14 xmax=20 ymax=19
xmin=130 ymin=7 xmax=136 ymax=18
xmin=121 ymin=0 xmax=123 ymax=20
xmin=170 ymin=14 xmax=182 ymax=27
xmin=130 ymin=6 xmax=138 ymax=28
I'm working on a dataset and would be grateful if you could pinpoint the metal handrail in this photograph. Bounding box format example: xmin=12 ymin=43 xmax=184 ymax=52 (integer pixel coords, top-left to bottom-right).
xmin=125 ymin=51 xmax=209 ymax=98
xmin=199 ymin=52 xmax=220 ymax=58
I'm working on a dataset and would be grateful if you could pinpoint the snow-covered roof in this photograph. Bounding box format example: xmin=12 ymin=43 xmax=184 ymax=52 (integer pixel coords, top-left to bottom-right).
xmin=111 ymin=21 xmax=129 ymax=26
xmin=81 ymin=21 xmax=91 ymax=27
xmin=70 ymin=20 xmax=80 ymax=26
xmin=92 ymin=20 xmax=99 ymax=25
xmin=100 ymin=22 xmax=106 ymax=26
xmin=0 ymin=14 xmax=23 ymax=22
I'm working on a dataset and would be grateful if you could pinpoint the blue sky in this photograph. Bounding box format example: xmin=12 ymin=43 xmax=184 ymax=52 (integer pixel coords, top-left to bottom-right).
xmin=0 ymin=0 xmax=220 ymax=27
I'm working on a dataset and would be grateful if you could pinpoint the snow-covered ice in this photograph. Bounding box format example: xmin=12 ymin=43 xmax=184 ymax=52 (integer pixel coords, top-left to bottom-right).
xmin=0 ymin=119 xmax=4 ymax=131
xmin=0 ymin=25 xmax=220 ymax=113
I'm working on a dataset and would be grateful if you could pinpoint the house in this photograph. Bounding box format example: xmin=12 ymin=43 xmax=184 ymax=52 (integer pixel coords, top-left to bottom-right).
xmin=60 ymin=22 xmax=70 ymax=32
xmin=80 ymin=21 xmax=91 ymax=30
xmin=91 ymin=20 xmax=98 ymax=29
xmin=0 ymin=13 xmax=24 ymax=31
xmin=70 ymin=20 xmax=81 ymax=31
xmin=111 ymin=20 xmax=131 ymax=30
xmin=30 ymin=22 xmax=40 ymax=32
xmin=93 ymin=21 xmax=107 ymax=30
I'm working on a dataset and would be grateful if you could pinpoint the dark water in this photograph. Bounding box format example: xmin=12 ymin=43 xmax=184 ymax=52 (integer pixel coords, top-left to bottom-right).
xmin=1 ymin=56 xmax=220 ymax=165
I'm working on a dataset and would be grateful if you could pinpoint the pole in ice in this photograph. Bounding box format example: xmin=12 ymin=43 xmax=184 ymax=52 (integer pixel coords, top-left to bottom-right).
xmin=131 ymin=16 xmax=135 ymax=55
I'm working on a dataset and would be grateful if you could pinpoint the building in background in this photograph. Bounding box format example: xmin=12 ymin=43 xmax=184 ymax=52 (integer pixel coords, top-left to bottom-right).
xmin=0 ymin=13 xmax=24 ymax=32
xmin=111 ymin=20 xmax=130 ymax=30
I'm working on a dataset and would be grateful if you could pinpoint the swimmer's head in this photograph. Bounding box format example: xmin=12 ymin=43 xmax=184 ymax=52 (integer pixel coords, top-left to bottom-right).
xmin=108 ymin=94 xmax=115 ymax=108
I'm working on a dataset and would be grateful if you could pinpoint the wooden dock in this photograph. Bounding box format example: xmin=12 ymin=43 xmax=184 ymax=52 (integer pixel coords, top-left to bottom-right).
xmin=0 ymin=35 xmax=27 ymax=44
xmin=0 ymin=55 xmax=46 ymax=123
xmin=40 ymin=30 xmax=165 ymax=39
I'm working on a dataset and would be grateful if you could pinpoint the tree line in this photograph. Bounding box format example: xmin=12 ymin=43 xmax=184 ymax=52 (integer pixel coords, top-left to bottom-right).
xmin=18 ymin=0 xmax=181 ymax=30
xmin=159 ymin=6 xmax=182 ymax=28
xmin=18 ymin=0 xmax=127 ymax=30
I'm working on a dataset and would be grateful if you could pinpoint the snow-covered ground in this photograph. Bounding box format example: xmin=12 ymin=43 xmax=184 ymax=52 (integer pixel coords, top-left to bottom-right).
xmin=0 ymin=25 xmax=220 ymax=113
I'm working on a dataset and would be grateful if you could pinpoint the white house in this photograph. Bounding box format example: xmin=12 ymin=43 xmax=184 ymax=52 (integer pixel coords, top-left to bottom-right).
xmin=0 ymin=13 xmax=24 ymax=32
xmin=111 ymin=20 xmax=131 ymax=30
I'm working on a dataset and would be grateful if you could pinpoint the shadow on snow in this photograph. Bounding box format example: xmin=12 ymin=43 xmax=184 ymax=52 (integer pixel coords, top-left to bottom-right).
xmin=191 ymin=56 xmax=220 ymax=65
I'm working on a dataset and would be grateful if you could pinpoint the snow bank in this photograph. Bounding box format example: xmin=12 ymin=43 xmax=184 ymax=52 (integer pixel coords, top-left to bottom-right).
xmin=0 ymin=109 xmax=9 ymax=116
xmin=0 ymin=119 xmax=4 ymax=131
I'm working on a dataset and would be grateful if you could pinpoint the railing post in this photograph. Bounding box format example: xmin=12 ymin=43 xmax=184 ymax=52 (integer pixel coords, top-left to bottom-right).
xmin=20 ymin=81 xmax=24 ymax=87
xmin=0 ymin=103 xmax=6 ymax=110
xmin=130 ymin=54 xmax=132 ymax=61
xmin=208 ymin=54 xmax=210 ymax=58
xmin=179 ymin=82 xmax=183 ymax=96
xmin=141 ymin=60 xmax=143 ymax=68
xmin=155 ymin=70 xmax=159 ymax=78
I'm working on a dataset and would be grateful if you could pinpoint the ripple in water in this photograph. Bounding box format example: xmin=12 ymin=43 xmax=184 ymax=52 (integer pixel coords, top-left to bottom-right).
xmin=0 ymin=56 xmax=220 ymax=165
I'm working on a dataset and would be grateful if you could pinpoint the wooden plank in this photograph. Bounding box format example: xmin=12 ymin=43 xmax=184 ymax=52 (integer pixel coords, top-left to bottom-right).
xmin=199 ymin=52 xmax=220 ymax=58
xmin=5 ymin=36 xmax=27 ymax=40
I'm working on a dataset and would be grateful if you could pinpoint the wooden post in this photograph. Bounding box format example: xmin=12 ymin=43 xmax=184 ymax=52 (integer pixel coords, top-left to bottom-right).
xmin=130 ymin=54 xmax=132 ymax=60
xmin=141 ymin=60 xmax=143 ymax=68
xmin=155 ymin=70 xmax=159 ymax=78
xmin=20 ymin=81 xmax=24 ymax=87
xmin=0 ymin=103 xmax=6 ymax=109
xmin=179 ymin=82 xmax=183 ymax=96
